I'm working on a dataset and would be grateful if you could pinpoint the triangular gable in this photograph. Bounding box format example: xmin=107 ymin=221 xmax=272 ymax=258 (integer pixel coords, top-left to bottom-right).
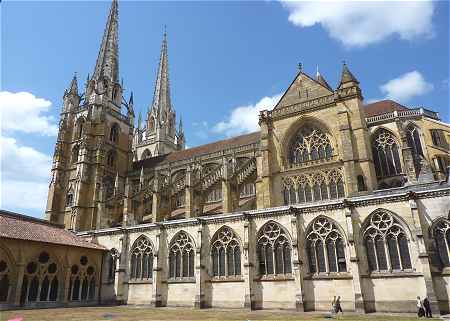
xmin=273 ymin=72 xmax=333 ymax=110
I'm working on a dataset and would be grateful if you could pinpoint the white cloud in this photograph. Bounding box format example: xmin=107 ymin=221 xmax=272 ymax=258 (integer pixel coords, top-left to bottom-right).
xmin=213 ymin=94 xmax=282 ymax=137
xmin=0 ymin=91 xmax=58 ymax=136
xmin=380 ymin=70 xmax=433 ymax=102
xmin=0 ymin=136 xmax=52 ymax=212
xmin=281 ymin=0 xmax=434 ymax=47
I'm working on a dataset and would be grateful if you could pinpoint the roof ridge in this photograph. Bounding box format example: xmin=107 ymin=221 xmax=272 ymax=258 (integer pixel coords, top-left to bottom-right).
xmin=0 ymin=209 xmax=64 ymax=228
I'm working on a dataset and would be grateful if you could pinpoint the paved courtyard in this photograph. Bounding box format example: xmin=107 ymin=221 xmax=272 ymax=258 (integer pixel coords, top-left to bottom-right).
xmin=0 ymin=306 xmax=436 ymax=321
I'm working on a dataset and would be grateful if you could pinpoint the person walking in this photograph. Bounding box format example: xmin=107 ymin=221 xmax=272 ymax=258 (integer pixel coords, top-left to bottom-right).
xmin=417 ymin=296 xmax=425 ymax=317
xmin=423 ymin=297 xmax=432 ymax=318
xmin=331 ymin=296 xmax=336 ymax=316
xmin=335 ymin=296 xmax=343 ymax=315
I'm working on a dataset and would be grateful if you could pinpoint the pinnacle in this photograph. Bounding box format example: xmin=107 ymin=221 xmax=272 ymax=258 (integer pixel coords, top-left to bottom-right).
xmin=92 ymin=0 xmax=119 ymax=83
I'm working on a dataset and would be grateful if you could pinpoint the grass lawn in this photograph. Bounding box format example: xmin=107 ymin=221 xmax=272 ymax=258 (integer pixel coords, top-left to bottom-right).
xmin=0 ymin=306 xmax=438 ymax=321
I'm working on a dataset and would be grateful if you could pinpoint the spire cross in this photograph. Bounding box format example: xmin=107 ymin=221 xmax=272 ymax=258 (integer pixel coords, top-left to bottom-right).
xmin=298 ymin=62 xmax=302 ymax=72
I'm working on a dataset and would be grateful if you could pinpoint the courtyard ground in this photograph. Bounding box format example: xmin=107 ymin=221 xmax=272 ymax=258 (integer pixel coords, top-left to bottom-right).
xmin=0 ymin=306 xmax=442 ymax=321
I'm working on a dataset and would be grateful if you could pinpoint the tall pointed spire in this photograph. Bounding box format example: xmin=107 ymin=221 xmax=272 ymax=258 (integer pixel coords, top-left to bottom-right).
xmin=339 ymin=61 xmax=359 ymax=88
xmin=149 ymin=29 xmax=172 ymax=122
xmin=315 ymin=66 xmax=332 ymax=91
xmin=137 ymin=111 xmax=142 ymax=130
xmin=92 ymin=0 xmax=119 ymax=83
xmin=69 ymin=73 xmax=78 ymax=95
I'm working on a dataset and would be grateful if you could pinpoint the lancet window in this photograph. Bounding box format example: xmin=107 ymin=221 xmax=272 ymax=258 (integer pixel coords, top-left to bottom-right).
xmin=363 ymin=210 xmax=412 ymax=272
xmin=107 ymin=248 xmax=119 ymax=282
xmin=372 ymin=129 xmax=402 ymax=178
xmin=130 ymin=236 xmax=153 ymax=280
xmin=306 ymin=217 xmax=347 ymax=274
xmin=169 ymin=231 xmax=195 ymax=279
xmin=289 ymin=125 xmax=333 ymax=165
xmin=257 ymin=222 xmax=292 ymax=277
xmin=211 ymin=227 xmax=241 ymax=278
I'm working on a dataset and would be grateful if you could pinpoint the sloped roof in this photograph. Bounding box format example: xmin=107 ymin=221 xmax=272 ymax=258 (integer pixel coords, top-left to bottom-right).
xmin=364 ymin=99 xmax=408 ymax=117
xmin=0 ymin=210 xmax=106 ymax=251
xmin=133 ymin=131 xmax=260 ymax=170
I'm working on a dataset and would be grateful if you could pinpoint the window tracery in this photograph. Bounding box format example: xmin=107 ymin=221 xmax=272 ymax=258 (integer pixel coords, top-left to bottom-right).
xmin=169 ymin=231 xmax=195 ymax=279
xmin=363 ymin=211 xmax=412 ymax=272
xmin=20 ymin=252 xmax=59 ymax=303
xmin=130 ymin=236 xmax=153 ymax=280
xmin=257 ymin=222 xmax=292 ymax=277
xmin=282 ymin=169 xmax=345 ymax=205
xmin=141 ymin=149 xmax=152 ymax=160
xmin=211 ymin=227 xmax=241 ymax=278
xmin=372 ymin=129 xmax=402 ymax=178
xmin=67 ymin=257 xmax=96 ymax=301
xmin=107 ymin=248 xmax=119 ymax=282
xmin=110 ymin=123 xmax=119 ymax=143
xmin=433 ymin=218 xmax=450 ymax=268
xmin=306 ymin=217 xmax=347 ymax=274
xmin=289 ymin=125 xmax=333 ymax=165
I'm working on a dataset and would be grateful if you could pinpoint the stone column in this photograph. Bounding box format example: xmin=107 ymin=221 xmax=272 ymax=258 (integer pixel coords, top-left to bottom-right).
xmin=195 ymin=221 xmax=206 ymax=308
xmin=409 ymin=195 xmax=439 ymax=314
xmin=122 ymin=178 xmax=134 ymax=226
xmin=116 ymin=233 xmax=129 ymax=304
xmin=256 ymin=111 xmax=273 ymax=209
xmin=345 ymin=206 xmax=365 ymax=312
xmin=290 ymin=212 xmax=305 ymax=311
xmin=62 ymin=266 xmax=71 ymax=304
xmin=243 ymin=215 xmax=255 ymax=309
xmin=13 ymin=263 xmax=25 ymax=306
xmin=151 ymin=227 xmax=164 ymax=307
xmin=222 ymin=157 xmax=233 ymax=214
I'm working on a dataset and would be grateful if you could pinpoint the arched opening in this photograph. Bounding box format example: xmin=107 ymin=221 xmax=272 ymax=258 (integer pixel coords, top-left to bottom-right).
xmin=211 ymin=226 xmax=241 ymax=278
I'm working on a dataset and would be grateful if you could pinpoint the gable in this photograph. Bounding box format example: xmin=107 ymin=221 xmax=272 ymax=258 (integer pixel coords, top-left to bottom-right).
xmin=274 ymin=72 xmax=333 ymax=110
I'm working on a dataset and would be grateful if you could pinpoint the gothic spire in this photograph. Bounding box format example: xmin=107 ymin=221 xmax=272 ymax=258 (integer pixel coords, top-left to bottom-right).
xmin=149 ymin=29 xmax=172 ymax=122
xmin=315 ymin=67 xmax=332 ymax=91
xmin=69 ymin=73 xmax=78 ymax=95
xmin=92 ymin=0 xmax=119 ymax=83
xmin=339 ymin=61 xmax=359 ymax=88
xmin=137 ymin=111 xmax=142 ymax=130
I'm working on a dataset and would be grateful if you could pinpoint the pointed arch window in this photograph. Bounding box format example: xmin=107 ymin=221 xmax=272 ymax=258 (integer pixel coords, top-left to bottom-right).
xmin=66 ymin=190 xmax=74 ymax=207
xmin=110 ymin=123 xmax=119 ymax=143
xmin=372 ymin=129 xmax=402 ymax=178
xmin=169 ymin=231 xmax=195 ymax=279
xmin=130 ymin=237 xmax=153 ymax=280
xmin=289 ymin=125 xmax=333 ymax=166
xmin=363 ymin=210 xmax=412 ymax=272
xmin=20 ymin=252 xmax=59 ymax=304
xmin=107 ymin=248 xmax=119 ymax=283
xmin=106 ymin=150 xmax=116 ymax=168
xmin=72 ymin=145 xmax=80 ymax=163
xmin=306 ymin=217 xmax=347 ymax=274
xmin=211 ymin=226 xmax=241 ymax=278
xmin=75 ymin=118 xmax=84 ymax=139
xmin=0 ymin=258 xmax=10 ymax=302
xmin=257 ymin=222 xmax=292 ymax=277
xmin=141 ymin=149 xmax=152 ymax=160
xmin=433 ymin=219 xmax=450 ymax=268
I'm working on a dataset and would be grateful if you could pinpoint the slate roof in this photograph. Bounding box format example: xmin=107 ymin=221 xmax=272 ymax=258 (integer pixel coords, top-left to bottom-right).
xmin=133 ymin=131 xmax=260 ymax=170
xmin=364 ymin=99 xmax=409 ymax=117
xmin=0 ymin=210 xmax=106 ymax=251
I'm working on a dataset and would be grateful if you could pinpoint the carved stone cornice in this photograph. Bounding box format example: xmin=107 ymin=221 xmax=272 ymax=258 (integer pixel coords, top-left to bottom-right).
xmin=269 ymin=94 xmax=335 ymax=121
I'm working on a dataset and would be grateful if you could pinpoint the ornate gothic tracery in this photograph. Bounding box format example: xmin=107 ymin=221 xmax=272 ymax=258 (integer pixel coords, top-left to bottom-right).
xmin=20 ymin=252 xmax=59 ymax=304
xmin=107 ymin=248 xmax=119 ymax=282
xmin=211 ymin=226 xmax=241 ymax=278
xmin=289 ymin=125 xmax=333 ymax=165
xmin=306 ymin=217 xmax=347 ymax=273
xmin=130 ymin=236 xmax=153 ymax=280
xmin=433 ymin=218 xmax=450 ymax=268
xmin=169 ymin=231 xmax=195 ymax=279
xmin=67 ymin=256 xmax=96 ymax=302
xmin=363 ymin=210 xmax=412 ymax=272
xmin=282 ymin=169 xmax=345 ymax=205
xmin=0 ymin=251 xmax=11 ymax=302
xmin=372 ymin=129 xmax=402 ymax=178
xmin=257 ymin=222 xmax=292 ymax=276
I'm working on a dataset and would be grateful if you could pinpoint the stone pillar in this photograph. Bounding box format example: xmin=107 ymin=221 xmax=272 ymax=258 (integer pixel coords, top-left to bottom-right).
xmin=116 ymin=233 xmax=129 ymax=304
xmin=13 ymin=263 xmax=25 ymax=306
xmin=62 ymin=266 xmax=71 ymax=304
xmin=185 ymin=167 xmax=195 ymax=218
xmin=222 ymin=157 xmax=233 ymax=214
xmin=122 ymin=178 xmax=134 ymax=226
xmin=243 ymin=215 xmax=255 ymax=309
xmin=409 ymin=195 xmax=439 ymax=314
xmin=345 ymin=206 xmax=365 ymax=312
xmin=256 ymin=111 xmax=273 ymax=209
xmin=290 ymin=212 xmax=305 ymax=311
xmin=151 ymin=227 xmax=164 ymax=307
xmin=194 ymin=222 xmax=206 ymax=308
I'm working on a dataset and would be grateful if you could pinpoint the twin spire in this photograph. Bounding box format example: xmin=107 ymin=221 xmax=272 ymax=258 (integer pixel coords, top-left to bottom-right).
xmin=92 ymin=0 xmax=119 ymax=83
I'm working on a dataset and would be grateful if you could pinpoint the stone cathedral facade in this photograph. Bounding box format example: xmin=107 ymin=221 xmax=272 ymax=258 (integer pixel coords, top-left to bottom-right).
xmin=1 ymin=0 xmax=450 ymax=314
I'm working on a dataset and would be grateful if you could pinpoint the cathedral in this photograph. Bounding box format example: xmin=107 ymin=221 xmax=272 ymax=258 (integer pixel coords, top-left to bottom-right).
xmin=1 ymin=0 xmax=450 ymax=314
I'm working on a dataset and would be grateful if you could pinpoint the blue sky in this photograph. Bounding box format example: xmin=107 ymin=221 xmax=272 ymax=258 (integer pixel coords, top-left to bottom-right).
xmin=1 ymin=0 xmax=449 ymax=218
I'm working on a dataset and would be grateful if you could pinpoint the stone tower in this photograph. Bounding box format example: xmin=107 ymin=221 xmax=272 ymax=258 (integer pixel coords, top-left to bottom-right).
xmin=46 ymin=0 xmax=134 ymax=231
xmin=133 ymin=31 xmax=184 ymax=160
